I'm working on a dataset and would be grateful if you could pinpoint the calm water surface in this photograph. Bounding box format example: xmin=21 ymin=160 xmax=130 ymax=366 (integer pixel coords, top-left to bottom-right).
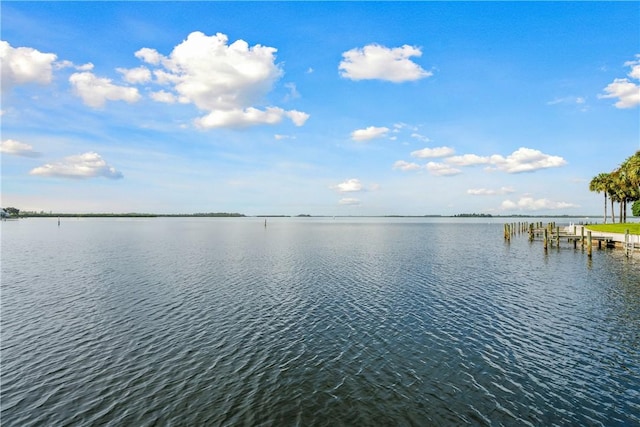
xmin=1 ymin=217 xmax=639 ymax=426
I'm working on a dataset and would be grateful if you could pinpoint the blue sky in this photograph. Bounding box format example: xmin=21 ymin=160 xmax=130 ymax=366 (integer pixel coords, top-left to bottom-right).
xmin=1 ymin=1 xmax=639 ymax=216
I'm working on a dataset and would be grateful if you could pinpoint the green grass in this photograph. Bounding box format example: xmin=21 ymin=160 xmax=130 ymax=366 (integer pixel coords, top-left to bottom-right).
xmin=586 ymin=223 xmax=640 ymax=235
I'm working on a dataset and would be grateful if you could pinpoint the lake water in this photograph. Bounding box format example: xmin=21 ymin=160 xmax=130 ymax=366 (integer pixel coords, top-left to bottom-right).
xmin=1 ymin=217 xmax=639 ymax=426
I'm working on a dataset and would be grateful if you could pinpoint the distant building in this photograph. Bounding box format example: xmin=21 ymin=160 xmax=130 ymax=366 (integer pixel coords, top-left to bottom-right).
xmin=1 ymin=209 xmax=9 ymax=218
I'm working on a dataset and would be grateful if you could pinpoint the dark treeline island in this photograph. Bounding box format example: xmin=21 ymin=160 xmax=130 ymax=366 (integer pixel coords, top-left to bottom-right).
xmin=2 ymin=211 xmax=245 ymax=218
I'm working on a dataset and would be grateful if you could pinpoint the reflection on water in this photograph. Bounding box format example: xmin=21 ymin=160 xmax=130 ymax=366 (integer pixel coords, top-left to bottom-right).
xmin=1 ymin=217 xmax=639 ymax=426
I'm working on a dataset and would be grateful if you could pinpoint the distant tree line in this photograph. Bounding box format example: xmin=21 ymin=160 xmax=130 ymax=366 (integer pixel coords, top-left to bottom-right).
xmin=1 ymin=210 xmax=246 ymax=218
xmin=454 ymin=213 xmax=493 ymax=217
xmin=3 ymin=207 xmax=20 ymax=216
xmin=589 ymin=151 xmax=640 ymax=222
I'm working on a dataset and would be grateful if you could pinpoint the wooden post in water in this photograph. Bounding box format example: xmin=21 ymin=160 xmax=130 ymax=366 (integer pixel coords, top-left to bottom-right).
xmin=587 ymin=231 xmax=592 ymax=258
xmin=625 ymin=229 xmax=630 ymax=257
xmin=529 ymin=223 xmax=534 ymax=241
xmin=544 ymin=228 xmax=548 ymax=251
xmin=556 ymin=226 xmax=560 ymax=247
xmin=581 ymin=227 xmax=585 ymax=250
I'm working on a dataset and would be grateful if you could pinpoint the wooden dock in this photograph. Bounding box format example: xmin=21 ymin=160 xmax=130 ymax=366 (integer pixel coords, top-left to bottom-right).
xmin=503 ymin=221 xmax=640 ymax=258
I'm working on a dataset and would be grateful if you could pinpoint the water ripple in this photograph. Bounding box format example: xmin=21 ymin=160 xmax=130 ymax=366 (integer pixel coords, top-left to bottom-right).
xmin=1 ymin=218 xmax=639 ymax=426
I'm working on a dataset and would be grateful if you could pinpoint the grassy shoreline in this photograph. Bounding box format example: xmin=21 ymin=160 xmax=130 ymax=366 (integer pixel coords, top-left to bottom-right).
xmin=586 ymin=223 xmax=640 ymax=235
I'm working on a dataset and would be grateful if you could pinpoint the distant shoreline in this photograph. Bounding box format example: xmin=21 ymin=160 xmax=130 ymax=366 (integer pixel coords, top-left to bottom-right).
xmin=9 ymin=213 xmax=611 ymax=219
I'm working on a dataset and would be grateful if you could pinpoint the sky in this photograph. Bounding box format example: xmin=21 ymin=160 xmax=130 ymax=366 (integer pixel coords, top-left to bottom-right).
xmin=1 ymin=1 xmax=639 ymax=216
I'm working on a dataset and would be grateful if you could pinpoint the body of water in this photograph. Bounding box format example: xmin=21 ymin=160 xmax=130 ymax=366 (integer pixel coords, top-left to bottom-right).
xmin=1 ymin=217 xmax=639 ymax=426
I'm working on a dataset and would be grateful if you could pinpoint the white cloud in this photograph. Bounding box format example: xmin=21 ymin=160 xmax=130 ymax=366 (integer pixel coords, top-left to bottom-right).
xmin=599 ymin=55 xmax=640 ymax=109
xmin=426 ymin=162 xmax=461 ymax=176
xmin=29 ymin=152 xmax=123 ymax=179
xmin=627 ymin=55 xmax=640 ymax=79
xmin=194 ymin=107 xmax=309 ymax=129
xmin=69 ymin=72 xmax=141 ymax=108
xmin=0 ymin=41 xmax=57 ymax=92
xmin=135 ymin=47 xmax=162 ymax=65
xmin=339 ymin=197 xmax=361 ymax=206
xmin=117 ymin=66 xmax=152 ymax=84
xmin=150 ymin=90 xmax=177 ymax=103
xmin=393 ymin=160 xmax=421 ymax=171
xmin=488 ymin=147 xmax=566 ymax=173
xmin=410 ymin=133 xmax=430 ymax=142
xmin=393 ymin=122 xmax=418 ymax=132
xmin=339 ymin=43 xmax=432 ymax=82
xmin=500 ymin=196 xmax=579 ymax=211
xmin=547 ymin=96 xmax=587 ymax=106
xmin=411 ymin=146 xmax=455 ymax=159
xmin=351 ymin=126 xmax=390 ymax=141
xmin=332 ymin=178 xmax=363 ymax=193
xmin=395 ymin=147 xmax=564 ymax=176
xmin=76 ymin=62 xmax=94 ymax=71
xmin=284 ymin=82 xmax=300 ymax=100
xmin=286 ymin=110 xmax=310 ymax=126
xmin=599 ymin=78 xmax=640 ymax=109
xmin=445 ymin=154 xmax=490 ymax=166
xmin=140 ymin=31 xmax=282 ymax=109
xmin=467 ymin=186 xmax=515 ymax=196
xmin=135 ymin=31 xmax=308 ymax=128
xmin=0 ymin=139 xmax=41 ymax=157
xmin=274 ymin=134 xmax=296 ymax=141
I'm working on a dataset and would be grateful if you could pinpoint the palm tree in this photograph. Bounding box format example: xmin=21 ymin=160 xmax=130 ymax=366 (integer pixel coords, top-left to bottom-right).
xmin=617 ymin=151 xmax=640 ymax=223
xmin=621 ymin=151 xmax=640 ymax=191
xmin=590 ymin=173 xmax=610 ymax=223
xmin=589 ymin=152 xmax=640 ymax=224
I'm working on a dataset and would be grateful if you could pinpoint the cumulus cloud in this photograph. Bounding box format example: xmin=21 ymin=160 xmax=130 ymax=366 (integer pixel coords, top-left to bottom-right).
xmin=393 ymin=160 xmax=421 ymax=171
xmin=411 ymin=146 xmax=455 ymax=159
xmin=69 ymin=72 xmax=141 ymax=108
xmin=117 ymin=66 xmax=152 ymax=84
xmin=600 ymin=79 xmax=640 ymax=109
xmin=500 ymin=197 xmax=579 ymax=211
xmin=339 ymin=197 xmax=361 ymax=206
xmin=30 ymin=152 xmax=123 ymax=179
xmin=351 ymin=126 xmax=390 ymax=142
xmin=134 ymin=31 xmax=308 ymax=128
xmin=0 ymin=41 xmax=57 ymax=92
xmin=488 ymin=147 xmax=566 ymax=173
xmin=467 ymin=186 xmax=515 ymax=196
xmin=135 ymin=47 xmax=162 ymax=65
xmin=0 ymin=139 xmax=41 ymax=157
xmin=425 ymin=162 xmax=461 ymax=176
xmin=339 ymin=43 xmax=432 ymax=82
xmin=599 ymin=55 xmax=640 ymax=109
xmin=194 ymin=107 xmax=308 ymax=129
xmin=286 ymin=110 xmax=311 ymax=126
xmin=395 ymin=147 xmax=565 ymax=176
xmin=332 ymin=178 xmax=363 ymax=193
